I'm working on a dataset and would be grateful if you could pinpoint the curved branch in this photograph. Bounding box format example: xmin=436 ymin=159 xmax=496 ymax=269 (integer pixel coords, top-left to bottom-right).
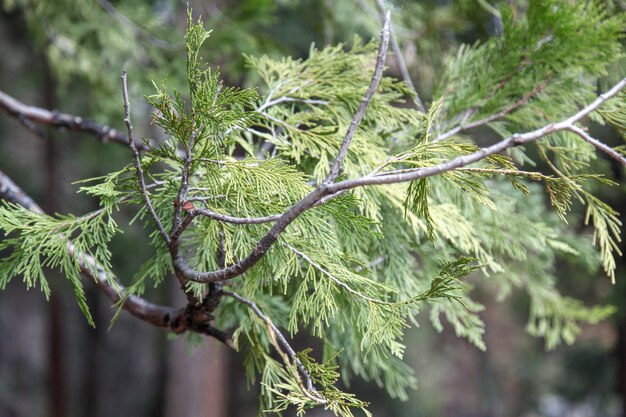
xmin=0 ymin=89 xmax=149 ymax=151
xmin=325 ymin=11 xmax=390 ymax=182
xmin=223 ymin=289 xmax=326 ymax=404
xmin=565 ymin=125 xmax=626 ymax=167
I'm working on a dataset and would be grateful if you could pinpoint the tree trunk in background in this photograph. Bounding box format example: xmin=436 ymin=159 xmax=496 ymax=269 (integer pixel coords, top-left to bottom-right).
xmin=81 ymin=287 xmax=102 ymax=417
xmin=164 ymin=277 xmax=230 ymax=417
xmin=42 ymin=57 xmax=66 ymax=417
xmin=617 ymin=320 xmax=626 ymax=417
xmin=609 ymin=164 xmax=626 ymax=417
xmin=164 ymin=339 xmax=229 ymax=417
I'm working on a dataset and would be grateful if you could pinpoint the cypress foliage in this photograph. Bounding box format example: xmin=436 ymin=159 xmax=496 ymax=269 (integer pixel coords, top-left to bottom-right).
xmin=1 ymin=1 xmax=625 ymax=415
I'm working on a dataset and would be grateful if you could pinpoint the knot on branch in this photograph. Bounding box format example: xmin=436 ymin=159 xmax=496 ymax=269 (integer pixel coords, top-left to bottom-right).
xmin=168 ymin=284 xmax=232 ymax=347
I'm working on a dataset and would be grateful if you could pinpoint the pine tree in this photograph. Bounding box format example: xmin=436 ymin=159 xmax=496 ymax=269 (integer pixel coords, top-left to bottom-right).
xmin=1 ymin=1 xmax=625 ymax=415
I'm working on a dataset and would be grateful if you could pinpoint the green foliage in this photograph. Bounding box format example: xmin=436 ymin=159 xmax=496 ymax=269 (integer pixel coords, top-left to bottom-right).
xmin=246 ymin=37 xmax=423 ymax=182
xmin=593 ymin=91 xmax=626 ymax=138
xmin=437 ymin=0 xmax=625 ymax=126
xmin=527 ymin=287 xmax=615 ymax=350
xmin=0 ymin=202 xmax=118 ymax=326
xmin=1 ymin=1 xmax=625 ymax=415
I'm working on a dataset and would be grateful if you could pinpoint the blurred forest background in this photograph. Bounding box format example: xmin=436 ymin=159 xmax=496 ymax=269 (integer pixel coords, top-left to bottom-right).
xmin=0 ymin=1 xmax=625 ymax=417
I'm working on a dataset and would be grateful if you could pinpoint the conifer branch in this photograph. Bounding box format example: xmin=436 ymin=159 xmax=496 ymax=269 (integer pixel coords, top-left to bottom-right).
xmin=0 ymin=170 xmax=179 ymax=331
xmin=121 ymin=71 xmax=171 ymax=245
xmin=0 ymin=89 xmax=147 ymax=150
xmin=374 ymin=0 xmax=426 ymax=113
xmin=172 ymin=78 xmax=626 ymax=285
xmin=222 ymin=289 xmax=327 ymax=404
xmin=0 ymin=169 xmax=234 ymax=346
xmin=325 ymin=11 xmax=391 ymax=183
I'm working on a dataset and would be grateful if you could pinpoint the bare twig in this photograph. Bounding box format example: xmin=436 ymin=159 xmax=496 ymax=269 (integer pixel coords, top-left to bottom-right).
xmin=191 ymin=208 xmax=281 ymax=224
xmin=374 ymin=0 xmax=426 ymax=113
xmin=170 ymin=196 xmax=345 ymax=243
xmin=170 ymin=208 xmax=281 ymax=243
xmin=186 ymin=195 xmax=227 ymax=202
xmin=477 ymin=0 xmax=502 ymax=20
xmin=325 ymin=11 xmax=391 ymax=183
xmin=257 ymin=96 xmax=329 ymax=113
xmin=0 ymin=89 xmax=149 ymax=150
xmin=222 ymin=289 xmax=327 ymax=404
xmin=0 ymin=170 xmax=42 ymax=212
xmin=122 ymin=71 xmax=171 ymax=244
xmin=376 ymin=166 xmax=547 ymax=180
xmin=565 ymin=125 xmax=626 ymax=167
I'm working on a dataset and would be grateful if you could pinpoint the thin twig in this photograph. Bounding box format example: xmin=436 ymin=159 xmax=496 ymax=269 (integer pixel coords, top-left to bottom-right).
xmin=565 ymin=125 xmax=626 ymax=166
xmin=433 ymin=79 xmax=550 ymax=143
xmin=186 ymin=195 xmax=227 ymax=202
xmin=121 ymin=71 xmax=171 ymax=245
xmin=374 ymin=166 xmax=546 ymax=179
xmin=170 ymin=208 xmax=281 ymax=243
xmin=477 ymin=0 xmax=502 ymax=21
xmin=222 ymin=289 xmax=327 ymax=404
xmin=374 ymin=0 xmax=426 ymax=113
xmin=171 ymin=128 xmax=201 ymax=235
xmin=190 ymin=208 xmax=281 ymax=225
xmin=286 ymin=244 xmax=395 ymax=305
xmin=325 ymin=11 xmax=391 ymax=183
xmin=257 ymin=96 xmax=329 ymax=113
